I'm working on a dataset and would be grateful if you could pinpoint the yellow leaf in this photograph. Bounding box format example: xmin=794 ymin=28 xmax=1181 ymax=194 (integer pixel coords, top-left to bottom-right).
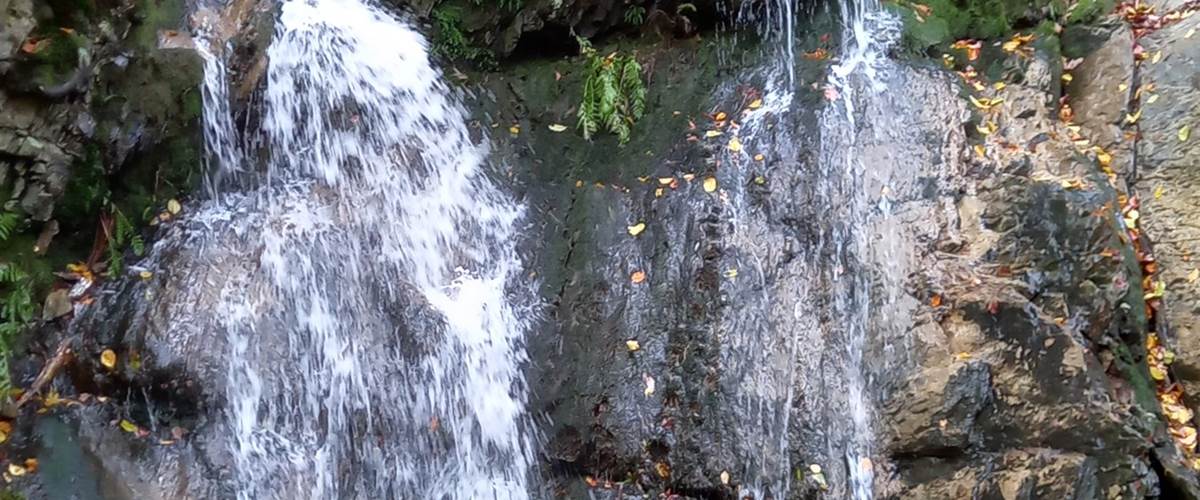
xmin=657 ymin=177 xmax=675 ymax=185
xmin=138 ymin=270 xmax=153 ymax=280
xmin=166 ymin=199 xmax=182 ymax=215
xmin=724 ymin=268 xmax=738 ymax=278
xmin=43 ymin=390 xmax=60 ymax=408
xmin=119 ymin=420 xmax=138 ymax=433
xmin=974 ymin=144 xmax=986 ymax=157
xmin=993 ymin=82 xmax=1007 ymax=90
xmin=727 ymin=137 xmax=743 ymax=152
xmin=754 ymin=153 xmax=764 ymax=162
xmin=627 ymin=222 xmax=646 ymax=236
xmin=625 ymin=340 xmax=640 ymax=352
xmin=1061 ymin=73 xmax=1073 ymax=83
xmin=1180 ymin=125 xmax=1191 ymax=142
xmin=547 ymin=123 xmax=568 ymax=132
xmin=748 ymin=99 xmax=763 ymax=110
xmin=1155 ymin=185 xmax=1165 ymax=199
xmin=703 ymin=177 xmax=717 ymax=193
xmin=754 ymin=175 xmax=766 ymax=185
xmin=705 ymin=130 xmax=723 ymax=138
xmin=7 ymin=464 xmax=25 ymax=477
xmin=1119 ymin=83 xmax=1129 ymax=92
xmin=1188 ymin=269 xmax=1199 ymax=283
xmin=100 ymin=349 xmax=117 ymax=369
xmin=1152 ymin=50 xmax=1163 ymax=64
xmin=1124 ymin=109 xmax=1142 ymax=124
xmin=714 ymin=111 xmax=727 ymax=122
xmin=508 ymin=125 xmax=520 ymax=135
xmin=0 ymin=430 xmax=7 ymax=444
xmin=1151 ymin=364 xmax=1167 ymax=381
xmin=1147 ymin=94 xmax=1160 ymax=104
xmin=630 ymin=271 xmax=646 ymax=284
xmin=809 ymin=464 xmax=822 ymax=474
xmin=720 ymin=470 xmax=730 ymax=485
xmin=1187 ymin=28 xmax=1196 ymax=38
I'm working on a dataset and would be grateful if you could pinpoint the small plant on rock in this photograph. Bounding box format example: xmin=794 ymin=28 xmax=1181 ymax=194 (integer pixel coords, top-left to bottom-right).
xmin=0 ymin=213 xmax=34 ymax=393
xmin=576 ymin=38 xmax=646 ymax=144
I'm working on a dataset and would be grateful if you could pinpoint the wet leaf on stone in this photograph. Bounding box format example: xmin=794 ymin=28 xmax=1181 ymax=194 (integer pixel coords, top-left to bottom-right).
xmin=627 ymin=222 xmax=646 ymax=236
xmin=1188 ymin=269 xmax=1199 ymax=283
xmin=100 ymin=349 xmax=117 ymax=369
xmin=7 ymin=464 xmax=25 ymax=477
xmin=643 ymin=373 xmax=655 ymax=396
xmin=1180 ymin=125 xmax=1191 ymax=142
xmin=754 ymin=153 xmax=765 ymax=162
xmin=727 ymin=137 xmax=743 ymax=152
xmin=1147 ymin=94 xmax=1160 ymax=104
xmin=626 ymin=340 xmax=640 ymax=352
xmin=1151 ymin=364 xmax=1167 ymax=381
xmin=705 ymin=130 xmax=723 ymax=138
xmin=703 ymin=177 xmax=718 ymax=193
xmin=724 ymin=268 xmax=738 ymax=279
xmin=167 ymin=199 xmax=182 ymax=215
xmin=547 ymin=124 xmax=568 ymax=132
xmin=631 ymin=271 xmax=646 ymax=284
xmin=720 ymin=470 xmax=730 ymax=485
xmin=655 ymin=462 xmax=671 ymax=479
xmin=748 ymin=99 xmax=762 ymax=110
xmin=119 ymin=419 xmax=138 ymax=433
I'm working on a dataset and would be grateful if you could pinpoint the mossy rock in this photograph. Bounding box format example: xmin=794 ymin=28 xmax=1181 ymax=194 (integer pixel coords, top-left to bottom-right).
xmin=896 ymin=0 xmax=1115 ymax=50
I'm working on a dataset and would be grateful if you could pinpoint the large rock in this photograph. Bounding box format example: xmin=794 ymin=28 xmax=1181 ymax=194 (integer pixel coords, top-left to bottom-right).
xmin=1136 ymin=0 xmax=1200 ymax=411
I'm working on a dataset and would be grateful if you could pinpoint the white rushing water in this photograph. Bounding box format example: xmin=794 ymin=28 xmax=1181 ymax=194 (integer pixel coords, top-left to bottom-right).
xmin=192 ymin=0 xmax=537 ymax=497
xmin=820 ymin=0 xmax=901 ymax=499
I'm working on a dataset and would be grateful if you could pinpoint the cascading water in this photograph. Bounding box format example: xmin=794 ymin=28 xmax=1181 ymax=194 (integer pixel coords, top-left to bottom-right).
xmin=189 ymin=0 xmax=537 ymax=497
xmin=819 ymin=0 xmax=902 ymax=498
xmin=720 ymin=0 xmax=902 ymax=498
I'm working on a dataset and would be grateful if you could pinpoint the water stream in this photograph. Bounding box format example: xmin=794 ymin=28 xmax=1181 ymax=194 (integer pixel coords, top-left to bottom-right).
xmin=192 ymin=0 xmax=538 ymax=497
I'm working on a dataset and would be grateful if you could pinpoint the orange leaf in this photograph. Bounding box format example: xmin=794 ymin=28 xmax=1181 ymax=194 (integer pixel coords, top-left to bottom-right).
xmin=631 ymin=271 xmax=646 ymax=284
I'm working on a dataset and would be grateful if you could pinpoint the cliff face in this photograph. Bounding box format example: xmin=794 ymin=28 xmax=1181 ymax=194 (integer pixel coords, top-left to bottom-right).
xmin=4 ymin=0 xmax=1200 ymax=499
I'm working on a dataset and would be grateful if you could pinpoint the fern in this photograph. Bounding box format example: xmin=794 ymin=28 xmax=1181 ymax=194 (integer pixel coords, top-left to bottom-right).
xmin=625 ymin=5 xmax=646 ymax=25
xmin=576 ymin=39 xmax=647 ymax=144
xmin=106 ymin=206 xmax=144 ymax=276
xmin=0 ymin=212 xmax=23 ymax=242
xmin=0 ymin=261 xmax=32 ymax=393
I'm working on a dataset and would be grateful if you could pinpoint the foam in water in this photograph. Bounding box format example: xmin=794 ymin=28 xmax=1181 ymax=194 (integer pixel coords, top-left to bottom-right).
xmin=193 ymin=0 xmax=537 ymax=497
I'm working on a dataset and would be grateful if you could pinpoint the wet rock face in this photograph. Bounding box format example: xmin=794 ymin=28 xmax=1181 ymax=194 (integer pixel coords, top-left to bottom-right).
xmin=0 ymin=0 xmax=205 ymax=229
xmin=879 ymin=47 xmax=1176 ymax=498
xmin=1135 ymin=0 xmax=1200 ymax=412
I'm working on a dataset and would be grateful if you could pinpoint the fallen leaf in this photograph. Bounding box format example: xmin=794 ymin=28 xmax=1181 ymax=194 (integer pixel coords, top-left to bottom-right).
xmin=627 ymin=222 xmax=646 ymax=236
xmin=754 ymin=153 xmax=764 ymax=161
xmin=22 ymin=458 xmax=36 ymax=473
xmin=954 ymin=352 xmax=973 ymax=361
xmin=727 ymin=137 xmax=743 ymax=152
xmin=138 ymin=270 xmax=153 ymax=280
xmin=1151 ymin=364 xmax=1167 ymax=381
xmin=703 ymin=177 xmax=717 ymax=193
xmin=1147 ymin=94 xmax=1160 ymax=104
xmin=626 ymin=340 xmax=640 ymax=352
xmin=584 ymin=475 xmax=598 ymax=487
xmin=1189 ymin=269 xmax=1199 ymax=283
xmin=547 ymin=123 xmax=568 ymax=132
xmin=1152 ymin=50 xmax=1163 ymax=64
xmin=720 ymin=470 xmax=730 ymax=485
xmin=657 ymin=177 xmax=674 ymax=185
xmin=705 ymin=130 xmax=723 ymax=138
xmin=631 ymin=271 xmax=646 ymax=284
xmin=809 ymin=464 xmax=822 ymax=474
xmin=714 ymin=111 xmax=727 ymax=122
xmin=1124 ymin=110 xmax=1142 ymax=124
xmin=1180 ymin=125 xmax=1191 ymax=142
xmin=1155 ymin=185 xmax=1165 ymax=199
xmin=119 ymin=419 xmax=138 ymax=433
xmin=643 ymin=373 xmax=655 ymax=396
xmin=7 ymin=464 xmax=25 ymax=477
xmin=1062 ymin=73 xmax=1074 ymax=83
xmin=167 ymin=199 xmax=182 ymax=215
xmin=508 ymin=125 xmax=520 ymax=135
xmin=724 ymin=268 xmax=738 ymax=278
xmin=654 ymin=462 xmax=670 ymax=479
xmin=100 ymin=349 xmax=117 ymax=369
xmin=930 ymin=294 xmax=943 ymax=307
xmin=748 ymin=99 xmax=762 ymax=110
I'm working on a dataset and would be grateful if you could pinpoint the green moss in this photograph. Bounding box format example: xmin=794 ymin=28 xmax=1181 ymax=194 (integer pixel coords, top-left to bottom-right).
xmin=431 ymin=6 xmax=496 ymax=68
xmin=896 ymin=0 xmax=1112 ymax=49
xmin=129 ymin=0 xmax=187 ymax=53
xmin=30 ymin=31 xmax=86 ymax=88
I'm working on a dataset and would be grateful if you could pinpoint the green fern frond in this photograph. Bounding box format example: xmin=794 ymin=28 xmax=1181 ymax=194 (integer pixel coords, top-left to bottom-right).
xmin=0 ymin=212 xmax=22 ymax=242
xmin=575 ymin=44 xmax=646 ymax=144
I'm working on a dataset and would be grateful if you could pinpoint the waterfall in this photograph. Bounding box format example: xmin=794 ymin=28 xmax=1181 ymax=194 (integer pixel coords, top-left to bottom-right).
xmin=720 ymin=0 xmax=903 ymax=498
xmin=820 ymin=0 xmax=902 ymax=499
xmin=190 ymin=0 xmax=537 ymax=497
